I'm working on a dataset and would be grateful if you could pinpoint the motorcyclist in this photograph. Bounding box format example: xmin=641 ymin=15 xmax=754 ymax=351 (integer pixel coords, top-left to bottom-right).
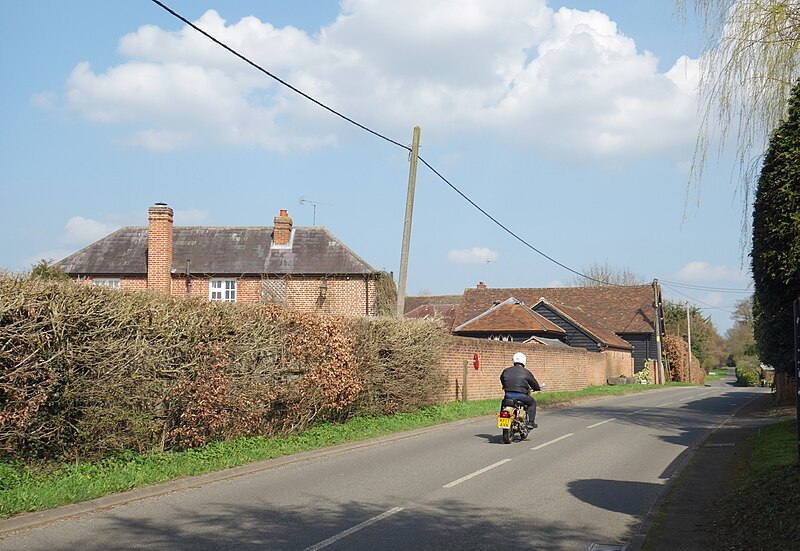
xmin=500 ymin=352 xmax=541 ymax=428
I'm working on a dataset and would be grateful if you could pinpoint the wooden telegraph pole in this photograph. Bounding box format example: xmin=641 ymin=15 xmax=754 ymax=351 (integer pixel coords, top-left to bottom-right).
xmin=396 ymin=126 xmax=421 ymax=317
xmin=686 ymin=302 xmax=693 ymax=383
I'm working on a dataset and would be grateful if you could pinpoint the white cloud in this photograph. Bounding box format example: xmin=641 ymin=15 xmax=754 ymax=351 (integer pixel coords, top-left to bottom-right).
xmin=674 ymin=261 xmax=746 ymax=283
xmin=30 ymin=91 xmax=57 ymax=110
xmin=62 ymin=216 xmax=120 ymax=245
xmin=448 ymin=247 xmax=499 ymax=264
xmin=174 ymin=208 xmax=212 ymax=225
xmin=61 ymin=1 xmax=699 ymax=158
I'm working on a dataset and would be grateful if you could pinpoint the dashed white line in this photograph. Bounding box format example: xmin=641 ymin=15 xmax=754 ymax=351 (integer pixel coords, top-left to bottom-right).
xmin=587 ymin=418 xmax=616 ymax=429
xmin=626 ymin=408 xmax=648 ymax=415
xmin=303 ymin=507 xmax=405 ymax=551
xmin=531 ymin=433 xmax=574 ymax=451
xmin=657 ymin=401 xmax=675 ymax=407
xmin=443 ymin=459 xmax=512 ymax=488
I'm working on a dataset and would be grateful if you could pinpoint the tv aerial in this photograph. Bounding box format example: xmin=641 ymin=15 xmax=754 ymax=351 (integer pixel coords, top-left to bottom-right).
xmin=298 ymin=196 xmax=331 ymax=225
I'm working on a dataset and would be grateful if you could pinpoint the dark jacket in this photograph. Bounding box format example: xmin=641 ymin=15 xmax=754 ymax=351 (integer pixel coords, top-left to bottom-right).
xmin=500 ymin=363 xmax=541 ymax=394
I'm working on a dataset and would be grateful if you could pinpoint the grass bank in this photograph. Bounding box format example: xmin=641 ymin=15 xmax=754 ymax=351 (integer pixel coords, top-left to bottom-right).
xmin=0 ymin=383 xmax=686 ymax=518
xmin=714 ymin=413 xmax=799 ymax=550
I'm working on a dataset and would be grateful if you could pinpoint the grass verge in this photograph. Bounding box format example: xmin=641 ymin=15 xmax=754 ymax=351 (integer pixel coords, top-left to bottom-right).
xmin=714 ymin=416 xmax=799 ymax=550
xmin=0 ymin=383 xmax=686 ymax=518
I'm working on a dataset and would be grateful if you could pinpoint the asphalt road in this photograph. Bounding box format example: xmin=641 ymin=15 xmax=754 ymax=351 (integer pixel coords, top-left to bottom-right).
xmin=1 ymin=380 xmax=768 ymax=551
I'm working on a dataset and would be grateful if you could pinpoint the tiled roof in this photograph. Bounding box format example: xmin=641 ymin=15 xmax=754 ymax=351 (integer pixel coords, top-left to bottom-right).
xmin=453 ymin=285 xmax=657 ymax=334
xmin=403 ymin=294 xmax=462 ymax=314
xmin=453 ymin=298 xmax=565 ymax=335
xmin=56 ymin=226 xmax=375 ymax=276
xmin=404 ymin=303 xmax=459 ymax=330
xmin=533 ymin=298 xmax=633 ymax=350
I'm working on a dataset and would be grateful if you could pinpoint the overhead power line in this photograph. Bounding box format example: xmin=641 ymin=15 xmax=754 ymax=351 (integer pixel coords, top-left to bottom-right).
xmin=660 ymin=282 xmax=736 ymax=314
xmin=659 ymin=279 xmax=752 ymax=293
xmin=148 ymin=0 xmax=642 ymax=288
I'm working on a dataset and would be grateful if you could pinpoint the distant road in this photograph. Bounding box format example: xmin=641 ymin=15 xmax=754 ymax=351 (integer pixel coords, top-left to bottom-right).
xmin=2 ymin=378 xmax=767 ymax=550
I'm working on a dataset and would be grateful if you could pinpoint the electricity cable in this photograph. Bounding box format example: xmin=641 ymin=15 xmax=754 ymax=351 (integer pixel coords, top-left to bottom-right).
xmin=660 ymin=282 xmax=736 ymax=313
xmin=149 ymin=0 xmax=622 ymax=287
xmin=659 ymin=279 xmax=752 ymax=293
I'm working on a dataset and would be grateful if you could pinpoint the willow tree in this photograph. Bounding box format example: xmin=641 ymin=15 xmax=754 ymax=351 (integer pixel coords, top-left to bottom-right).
xmin=679 ymin=1 xmax=800 ymax=235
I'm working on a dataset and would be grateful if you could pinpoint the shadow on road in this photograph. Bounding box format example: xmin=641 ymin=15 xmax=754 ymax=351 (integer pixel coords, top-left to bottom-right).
xmin=18 ymin=498 xmax=607 ymax=551
xmin=567 ymin=479 xmax=663 ymax=516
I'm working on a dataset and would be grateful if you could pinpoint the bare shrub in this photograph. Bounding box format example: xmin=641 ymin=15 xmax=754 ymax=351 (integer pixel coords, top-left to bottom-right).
xmin=0 ymin=274 xmax=445 ymax=464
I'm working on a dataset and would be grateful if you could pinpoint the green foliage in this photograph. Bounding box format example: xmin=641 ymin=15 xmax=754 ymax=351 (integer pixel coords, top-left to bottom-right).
xmin=751 ymin=80 xmax=800 ymax=374
xmin=662 ymin=300 xmax=725 ymax=372
xmin=735 ymin=365 xmax=759 ymax=387
xmin=636 ymin=360 xmax=653 ymax=384
xmin=27 ymin=260 xmax=69 ymax=281
xmin=734 ymin=354 xmax=761 ymax=386
xmin=373 ymin=271 xmax=398 ymax=315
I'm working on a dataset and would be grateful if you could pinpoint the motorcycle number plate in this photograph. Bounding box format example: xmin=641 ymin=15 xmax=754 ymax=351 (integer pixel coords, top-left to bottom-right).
xmin=497 ymin=418 xmax=512 ymax=429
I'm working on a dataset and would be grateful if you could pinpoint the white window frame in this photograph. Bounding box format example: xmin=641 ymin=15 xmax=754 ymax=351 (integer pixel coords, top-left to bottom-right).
xmin=209 ymin=278 xmax=237 ymax=302
xmin=93 ymin=278 xmax=120 ymax=288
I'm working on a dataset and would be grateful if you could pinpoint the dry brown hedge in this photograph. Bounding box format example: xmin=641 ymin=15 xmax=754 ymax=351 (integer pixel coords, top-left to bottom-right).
xmin=663 ymin=334 xmax=704 ymax=385
xmin=0 ymin=275 xmax=446 ymax=463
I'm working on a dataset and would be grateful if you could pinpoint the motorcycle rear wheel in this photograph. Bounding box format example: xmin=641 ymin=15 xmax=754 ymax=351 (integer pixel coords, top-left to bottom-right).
xmin=502 ymin=428 xmax=512 ymax=444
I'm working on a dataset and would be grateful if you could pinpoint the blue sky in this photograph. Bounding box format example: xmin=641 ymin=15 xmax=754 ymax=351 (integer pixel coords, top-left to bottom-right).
xmin=0 ymin=1 xmax=754 ymax=333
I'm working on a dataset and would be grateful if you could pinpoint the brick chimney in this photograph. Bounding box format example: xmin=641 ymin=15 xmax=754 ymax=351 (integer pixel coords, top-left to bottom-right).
xmin=273 ymin=209 xmax=293 ymax=246
xmin=147 ymin=203 xmax=173 ymax=294
xmin=477 ymin=281 xmax=487 ymax=289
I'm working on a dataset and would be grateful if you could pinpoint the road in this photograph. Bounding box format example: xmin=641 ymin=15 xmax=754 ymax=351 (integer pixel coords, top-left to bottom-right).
xmin=1 ymin=379 xmax=767 ymax=550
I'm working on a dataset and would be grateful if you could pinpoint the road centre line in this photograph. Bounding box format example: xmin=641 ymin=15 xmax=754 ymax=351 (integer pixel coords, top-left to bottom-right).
xmin=657 ymin=401 xmax=675 ymax=407
xmin=443 ymin=459 xmax=512 ymax=488
xmin=625 ymin=408 xmax=648 ymax=415
xmin=587 ymin=418 xmax=616 ymax=429
xmin=531 ymin=433 xmax=574 ymax=451
xmin=303 ymin=507 xmax=405 ymax=551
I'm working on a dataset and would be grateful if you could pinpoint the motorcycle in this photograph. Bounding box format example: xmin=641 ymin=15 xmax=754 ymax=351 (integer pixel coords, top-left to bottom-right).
xmin=496 ymin=397 xmax=530 ymax=444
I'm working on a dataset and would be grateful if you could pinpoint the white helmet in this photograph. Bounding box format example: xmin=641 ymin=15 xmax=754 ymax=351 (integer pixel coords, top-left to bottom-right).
xmin=513 ymin=352 xmax=527 ymax=366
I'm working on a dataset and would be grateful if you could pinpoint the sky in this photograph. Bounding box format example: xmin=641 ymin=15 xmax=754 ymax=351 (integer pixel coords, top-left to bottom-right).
xmin=0 ymin=0 xmax=756 ymax=334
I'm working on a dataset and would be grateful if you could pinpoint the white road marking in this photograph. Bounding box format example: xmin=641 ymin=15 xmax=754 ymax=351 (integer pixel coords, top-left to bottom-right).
xmin=531 ymin=433 xmax=574 ymax=451
xmin=587 ymin=418 xmax=616 ymax=429
xmin=657 ymin=401 xmax=675 ymax=407
xmin=625 ymin=408 xmax=648 ymax=415
xmin=443 ymin=459 xmax=512 ymax=488
xmin=303 ymin=507 xmax=405 ymax=551
xmin=695 ymin=391 xmax=713 ymax=398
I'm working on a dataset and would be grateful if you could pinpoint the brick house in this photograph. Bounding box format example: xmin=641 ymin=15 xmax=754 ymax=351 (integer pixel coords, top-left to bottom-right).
xmin=56 ymin=203 xmax=380 ymax=316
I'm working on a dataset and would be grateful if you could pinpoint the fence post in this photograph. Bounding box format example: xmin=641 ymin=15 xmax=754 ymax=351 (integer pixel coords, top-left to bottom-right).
xmin=462 ymin=359 xmax=469 ymax=402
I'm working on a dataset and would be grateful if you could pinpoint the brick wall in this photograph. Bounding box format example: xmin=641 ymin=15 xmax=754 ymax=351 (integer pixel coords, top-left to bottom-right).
xmin=286 ymin=276 xmax=375 ymax=316
xmin=440 ymin=336 xmax=634 ymax=402
xmin=158 ymin=274 xmax=375 ymax=317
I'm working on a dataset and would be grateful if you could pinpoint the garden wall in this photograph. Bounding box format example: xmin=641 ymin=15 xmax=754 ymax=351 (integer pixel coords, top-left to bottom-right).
xmin=439 ymin=336 xmax=634 ymax=402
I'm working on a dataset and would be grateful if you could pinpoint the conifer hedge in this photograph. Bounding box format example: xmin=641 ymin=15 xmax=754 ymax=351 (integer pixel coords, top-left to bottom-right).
xmin=751 ymin=80 xmax=800 ymax=375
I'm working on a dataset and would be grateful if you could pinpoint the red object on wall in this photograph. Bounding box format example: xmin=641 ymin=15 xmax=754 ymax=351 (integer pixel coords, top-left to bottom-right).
xmin=473 ymin=353 xmax=480 ymax=370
